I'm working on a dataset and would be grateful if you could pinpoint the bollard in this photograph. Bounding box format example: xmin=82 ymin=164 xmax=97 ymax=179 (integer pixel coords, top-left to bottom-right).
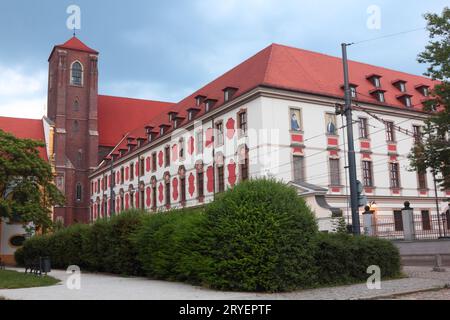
xmin=363 ymin=206 xmax=374 ymax=236
xmin=432 ymin=254 xmax=446 ymax=272
xmin=401 ymin=201 xmax=415 ymax=241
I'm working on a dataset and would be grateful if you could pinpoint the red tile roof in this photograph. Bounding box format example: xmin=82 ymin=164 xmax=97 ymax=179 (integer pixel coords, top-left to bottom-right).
xmin=100 ymin=43 xmax=438 ymax=165
xmin=0 ymin=117 xmax=48 ymax=160
xmin=49 ymin=36 xmax=98 ymax=60
xmin=98 ymin=95 xmax=174 ymax=147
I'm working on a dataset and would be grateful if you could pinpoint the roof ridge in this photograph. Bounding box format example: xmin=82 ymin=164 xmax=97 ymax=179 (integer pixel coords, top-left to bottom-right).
xmin=262 ymin=44 xmax=276 ymax=83
xmin=98 ymin=94 xmax=174 ymax=105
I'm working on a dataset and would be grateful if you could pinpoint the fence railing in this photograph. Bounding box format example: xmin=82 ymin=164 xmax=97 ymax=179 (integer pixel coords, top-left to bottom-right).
xmin=363 ymin=213 xmax=450 ymax=240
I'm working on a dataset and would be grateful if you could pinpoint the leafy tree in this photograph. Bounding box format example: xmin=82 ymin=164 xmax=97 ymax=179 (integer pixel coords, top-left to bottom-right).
xmin=409 ymin=7 xmax=450 ymax=190
xmin=0 ymin=129 xmax=64 ymax=233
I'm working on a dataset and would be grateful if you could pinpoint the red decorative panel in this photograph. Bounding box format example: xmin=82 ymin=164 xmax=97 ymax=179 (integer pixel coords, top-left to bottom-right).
xmin=388 ymin=144 xmax=397 ymax=152
xmin=362 ymin=153 xmax=371 ymax=160
xmin=125 ymin=193 xmax=129 ymax=210
xmin=329 ymin=150 xmax=338 ymax=157
xmin=172 ymin=177 xmax=179 ymax=201
xmin=365 ymin=188 xmax=373 ymax=194
xmin=172 ymin=144 xmax=178 ymax=162
xmin=420 ymin=190 xmax=427 ymax=195
xmin=292 ymin=146 xmax=303 ymax=154
xmin=291 ymin=134 xmax=303 ymax=143
xmin=188 ymin=136 xmax=195 ymax=155
xmin=125 ymin=166 xmax=129 ymax=181
xmin=392 ymin=188 xmax=400 ymax=195
xmin=227 ymin=160 xmax=237 ymax=187
xmin=390 ymin=155 xmax=397 ymax=161
xmin=188 ymin=173 xmax=195 ymax=197
xmin=331 ymin=187 xmax=341 ymax=193
xmin=207 ymin=166 xmax=214 ymax=193
xmin=226 ymin=118 xmax=235 ymax=139
xmin=158 ymin=183 xmax=164 ymax=203
xmin=146 ymin=157 xmax=151 ymax=172
xmin=158 ymin=151 xmax=164 ymax=167
xmin=327 ymin=137 xmax=338 ymax=146
xmin=446 ymin=190 xmax=450 ymax=196
xmin=205 ymin=128 xmax=213 ymax=148
xmin=146 ymin=187 xmax=151 ymax=207
xmin=360 ymin=141 xmax=370 ymax=149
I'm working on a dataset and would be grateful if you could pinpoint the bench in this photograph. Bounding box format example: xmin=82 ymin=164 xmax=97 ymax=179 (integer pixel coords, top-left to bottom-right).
xmin=24 ymin=257 xmax=51 ymax=276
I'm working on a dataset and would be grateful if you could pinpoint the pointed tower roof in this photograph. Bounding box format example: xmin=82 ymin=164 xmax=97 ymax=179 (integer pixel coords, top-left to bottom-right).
xmin=49 ymin=36 xmax=98 ymax=60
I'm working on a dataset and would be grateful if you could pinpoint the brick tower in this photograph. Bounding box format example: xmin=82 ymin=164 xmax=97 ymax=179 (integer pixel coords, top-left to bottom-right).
xmin=47 ymin=36 xmax=99 ymax=225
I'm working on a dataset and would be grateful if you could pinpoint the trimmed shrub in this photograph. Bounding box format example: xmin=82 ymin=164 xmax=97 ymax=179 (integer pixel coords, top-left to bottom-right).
xmin=313 ymin=233 xmax=401 ymax=285
xmin=201 ymin=179 xmax=319 ymax=292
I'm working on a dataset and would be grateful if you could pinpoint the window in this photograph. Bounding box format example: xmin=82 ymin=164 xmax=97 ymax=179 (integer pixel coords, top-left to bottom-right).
xmin=417 ymin=170 xmax=427 ymax=189
xmin=393 ymin=210 xmax=403 ymax=231
xmin=77 ymin=149 xmax=83 ymax=166
xmin=325 ymin=113 xmax=337 ymax=135
xmin=362 ymin=161 xmax=373 ymax=187
xmin=71 ymin=61 xmax=83 ymax=86
xmin=215 ymin=121 xmax=224 ymax=146
xmin=73 ymin=120 xmax=79 ymax=132
xmin=180 ymin=176 xmax=186 ymax=203
xmin=120 ymin=167 xmax=124 ymax=184
xmin=196 ymin=130 xmax=203 ymax=154
xmin=97 ymin=179 xmax=100 ymax=193
xmin=239 ymin=146 xmax=249 ymax=181
xmin=76 ymin=183 xmax=82 ymax=201
xmin=164 ymin=146 xmax=170 ymax=167
xmin=130 ymin=163 xmax=134 ymax=180
xmin=238 ymin=110 xmax=248 ymax=136
xmin=289 ymin=108 xmax=302 ymax=131
xmin=377 ymin=91 xmax=385 ymax=103
xmin=165 ymin=179 xmax=171 ymax=206
xmin=385 ymin=121 xmax=395 ymax=142
xmin=293 ymin=155 xmax=305 ymax=182
xmin=329 ymin=159 xmax=340 ymax=186
xmin=373 ymin=77 xmax=381 ymax=88
xmin=139 ymin=158 xmax=145 ymax=177
xmin=179 ymin=138 xmax=185 ymax=160
xmin=140 ymin=189 xmax=145 ymax=209
xmin=389 ymin=163 xmax=400 ymax=189
xmin=421 ymin=210 xmax=431 ymax=230
xmin=413 ymin=125 xmax=422 ymax=144
xmin=358 ymin=118 xmax=369 ymax=139
xmin=423 ymin=87 xmax=429 ymax=97
xmin=130 ymin=192 xmax=134 ymax=209
xmin=350 ymin=86 xmax=357 ymax=98
xmin=197 ymin=170 xmax=204 ymax=198
xmin=405 ymin=96 xmax=412 ymax=107
xmin=152 ymin=186 xmax=157 ymax=209
xmin=160 ymin=127 xmax=165 ymax=135
xmin=73 ymin=99 xmax=79 ymax=111
xmin=399 ymin=82 xmax=406 ymax=92
xmin=217 ymin=165 xmax=225 ymax=193
xmin=152 ymin=153 xmax=157 ymax=172
xmin=120 ymin=194 xmax=124 ymax=211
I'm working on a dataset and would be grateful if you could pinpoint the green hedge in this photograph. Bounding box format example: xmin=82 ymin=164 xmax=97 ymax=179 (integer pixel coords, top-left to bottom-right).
xmin=15 ymin=179 xmax=401 ymax=292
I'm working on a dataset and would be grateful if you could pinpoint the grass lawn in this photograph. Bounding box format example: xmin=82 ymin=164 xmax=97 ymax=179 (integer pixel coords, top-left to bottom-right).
xmin=0 ymin=270 xmax=60 ymax=289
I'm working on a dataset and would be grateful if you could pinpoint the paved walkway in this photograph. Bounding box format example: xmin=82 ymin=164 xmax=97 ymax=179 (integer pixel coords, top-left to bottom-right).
xmin=0 ymin=266 xmax=449 ymax=300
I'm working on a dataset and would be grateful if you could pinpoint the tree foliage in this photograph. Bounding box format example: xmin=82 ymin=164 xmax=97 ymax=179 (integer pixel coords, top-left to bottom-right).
xmin=409 ymin=7 xmax=450 ymax=190
xmin=0 ymin=129 xmax=64 ymax=232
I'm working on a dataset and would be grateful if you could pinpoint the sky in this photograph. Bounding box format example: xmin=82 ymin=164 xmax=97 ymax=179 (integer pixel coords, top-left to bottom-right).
xmin=0 ymin=0 xmax=447 ymax=119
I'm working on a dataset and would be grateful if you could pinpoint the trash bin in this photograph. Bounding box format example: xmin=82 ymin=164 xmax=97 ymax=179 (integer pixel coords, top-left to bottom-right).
xmin=40 ymin=257 xmax=51 ymax=275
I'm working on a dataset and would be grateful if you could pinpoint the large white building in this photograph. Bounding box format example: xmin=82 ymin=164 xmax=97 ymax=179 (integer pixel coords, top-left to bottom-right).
xmin=89 ymin=43 xmax=449 ymax=230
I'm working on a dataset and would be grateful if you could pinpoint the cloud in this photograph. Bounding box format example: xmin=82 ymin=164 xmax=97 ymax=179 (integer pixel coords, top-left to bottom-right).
xmin=0 ymin=65 xmax=47 ymax=119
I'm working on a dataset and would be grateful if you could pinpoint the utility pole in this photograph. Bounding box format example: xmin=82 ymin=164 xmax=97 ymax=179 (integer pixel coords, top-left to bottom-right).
xmin=341 ymin=43 xmax=361 ymax=235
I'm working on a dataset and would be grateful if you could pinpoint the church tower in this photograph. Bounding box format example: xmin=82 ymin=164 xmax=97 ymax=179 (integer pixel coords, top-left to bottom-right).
xmin=47 ymin=36 xmax=99 ymax=225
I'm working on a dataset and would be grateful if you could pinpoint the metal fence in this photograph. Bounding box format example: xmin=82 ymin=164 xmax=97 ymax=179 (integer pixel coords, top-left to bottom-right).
xmin=364 ymin=212 xmax=450 ymax=240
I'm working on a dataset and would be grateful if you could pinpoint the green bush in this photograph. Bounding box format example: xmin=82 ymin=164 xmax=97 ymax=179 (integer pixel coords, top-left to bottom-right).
xmin=201 ymin=179 xmax=319 ymax=292
xmin=313 ymin=233 xmax=401 ymax=285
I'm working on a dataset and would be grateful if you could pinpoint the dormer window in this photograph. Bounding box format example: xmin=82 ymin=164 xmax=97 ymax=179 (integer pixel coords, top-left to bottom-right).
xmin=367 ymin=74 xmax=382 ymax=88
xmin=370 ymin=88 xmax=386 ymax=103
xmin=377 ymin=92 xmax=385 ymax=102
xmin=350 ymin=86 xmax=357 ymax=98
xmin=223 ymin=87 xmax=238 ymax=102
xmin=137 ymin=137 xmax=146 ymax=147
xmin=160 ymin=127 xmax=165 ymax=135
xmin=187 ymin=107 xmax=200 ymax=121
xmin=145 ymin=125 xmax=155 ymax=142
xmin=415 ymin=84 xmax=430 ymax=97
xmin=195 ymin=95 xmax=206 ymax=107
xmin=405 ymin=96 xmax=412 ymax=107
xmin=159 ymin=124 xmax=170 ymax=136
xmin=168 ymin=112 xmax=178 ymax=122
xmin=392 ymin=80 xmax=407 ymax=92
xmin=397 ymin=94 xmax=413 ymax=107
xmin=204 ymin=99 xmax=217 ymax=113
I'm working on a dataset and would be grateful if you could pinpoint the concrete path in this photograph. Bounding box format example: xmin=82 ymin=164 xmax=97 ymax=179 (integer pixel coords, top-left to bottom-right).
xmin=0 ymin=266 xmax=449 ymax=300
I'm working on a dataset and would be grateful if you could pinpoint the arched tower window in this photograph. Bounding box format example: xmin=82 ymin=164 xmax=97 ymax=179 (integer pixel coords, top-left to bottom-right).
xmin=71 ymin=61 xmax=83 ymax=86
xmin=73 ymin=98 xmax=79 ymax=112
xmin=76 ymin=183 xmax=82 ymax=201
xmin=73 ymin=120 xmax=79 ymax=132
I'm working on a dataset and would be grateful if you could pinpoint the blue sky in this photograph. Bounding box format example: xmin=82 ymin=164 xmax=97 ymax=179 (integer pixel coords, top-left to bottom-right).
xmin=0 ymin=0 xmax=447 ymax=119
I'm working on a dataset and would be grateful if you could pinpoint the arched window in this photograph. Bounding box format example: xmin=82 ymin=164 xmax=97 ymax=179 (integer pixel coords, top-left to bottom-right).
xmin=73 ymin=120 xmax=79 ymax=132
xmin=71 ymin=61 xmax=83 ymax=86
xmin=73 ymin=99 xmax=80 ymax=111
xmin=76 ymin=183 xmax=82 ymax=201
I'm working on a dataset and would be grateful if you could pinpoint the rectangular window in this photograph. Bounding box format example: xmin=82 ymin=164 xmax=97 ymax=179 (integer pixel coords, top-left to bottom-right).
xmin=215 ymin=121 xmax=224 ymax=146
xmin=152 ymin=186 xmax=157 ymax=209
xmin=417 ymin=170 xmax=427 ymax=190
xmin=394 ymin=210 xmax=403 ymax=231
xmin=197 ymin=171 xmax=204 ymax=198
xmin=165 ymin=181 xmax=170 ymax=206
xmin=130 ymin=163 xmax=134 ymax=181
xmin=378 ymin=92 xmax=385 ymax=103
xmin=120 ymin=195 xmax=124 ymax=211
xmin=362 ymin=161 xmax=373 ymax=187
xmin=238 ymin=110 xmax=248 ymax=135
xmin=350 ymin=86 xmax=357 ymax=98
xmin=196 ymin=130 xmax=203 ymax=155
xmin=293 ymin=155 xmax=305 ymax=182
xmin=421 ymin=210 xmax=431 ymax=231
xmin=358 ymin=118 xmax=369 ymax=139
xmin=139 ymin=158 xmax=145 ymax=177
xmin=152 ymin=153 xmax=157 ymax=172
xmin=120 ymin=167 xmax=124 ymax=184
xmin=179 ymin=139 xmax=185 ymax=160
xmin=385 ymin=121 xmax=395 ymax=142
xmin=97 ymin=179 xmax=100 ymax=193
xmin=130 ymin=192 xmax=134 ymax=209
xmin=217 ymin=165 xmax=225 ymax=193
xmin=373 ymin=77 xmax=381 ymax=88
xmin=164 ymin=146 xmax=170 ymax=167
xmin=389 ymin=163 xmax=400 ymax=189
xmin=329 ymin=159 xmax=340 ymax=186
xmin=405 ymin=96 xmax=412 ymax=107
xmin=180 ymin=177 xmax=186 ymax=203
